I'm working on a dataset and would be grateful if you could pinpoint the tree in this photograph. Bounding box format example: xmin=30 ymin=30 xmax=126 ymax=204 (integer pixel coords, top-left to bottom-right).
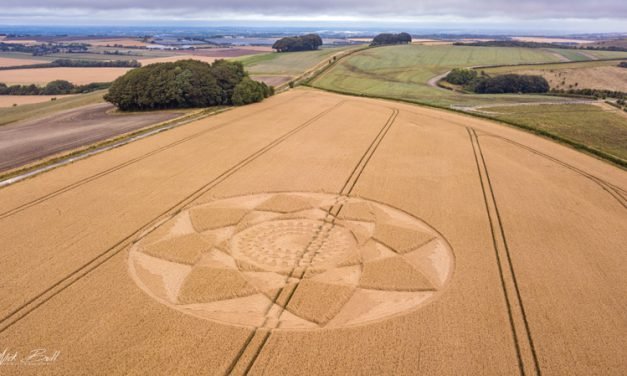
xmin=104 ymin=59 xmax=272 ymax=111
xmin=43 ymin=80 xmax=74 ymax=95
xmin=444 ymin=69 xmax=478 ymax=85
xmin=272 ymin=34 xmax=323 ymax=52
xmin=473 ymin=74 xmax=549 ymax=94
xmin=232 ymin=77 xmax=266 ymax=105
xmin=370 ymin=33 xmax=412 ymax=46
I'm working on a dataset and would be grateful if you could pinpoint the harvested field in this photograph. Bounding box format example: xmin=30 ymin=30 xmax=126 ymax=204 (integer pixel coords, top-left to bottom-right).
xmin=0 ymin=95 xmax=74 ymax=108
xmin=75 ymin=38 xmax=151 ymax=47
xmin=0 ymin=102 xmax=182 ymax=171
xmin=483 ymin=60 xmax=627 ymax=92
xmin=0 ymin=67 xmax=132 ymax=85
xmin=0 ymin=56 xmax=47 ymax=67
xmin=138 ymin=55 xmax=218 ymax=66
xmin=0 ymin=88 xmax=625 ymax=375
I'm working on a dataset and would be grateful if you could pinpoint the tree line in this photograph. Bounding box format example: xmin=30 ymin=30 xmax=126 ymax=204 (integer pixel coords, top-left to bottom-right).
xmin=0 ymin=80 xmax=110 ymax=95
xmin=370 ymin=33 xmax=412 ymax=46
xmin=455 ymin=40 xmax=627 ymax=52
xmin=549 ymin=88 xmax=626 ymax=100
xmin=104 ymin=59 xmax=273 ymax=111
xmin=272 ymin=34 xmax=323 ymax=52
xmin=444 ymin=68 xmax=549 ymax=94
xmin=0 ymin=59 xmax=141 ymax=71
xmin=0 ymin=42 xmax=89 ymax=55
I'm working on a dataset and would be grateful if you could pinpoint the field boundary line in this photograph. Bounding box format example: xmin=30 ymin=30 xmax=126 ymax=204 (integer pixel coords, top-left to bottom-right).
xmin=227 ymin=107 xmax=399 ymax=375
xmin=0 ymin=93 xmax=310 ymax=220
xmin=0 ymin=99 xmax=345 ymax=336
xmin=468 ymin=128 xmax=542 ymax=376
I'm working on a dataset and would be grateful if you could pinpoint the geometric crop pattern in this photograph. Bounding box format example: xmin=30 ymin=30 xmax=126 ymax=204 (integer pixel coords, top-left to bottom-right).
xmin=128 ymin=192 xmax=454 ymax=330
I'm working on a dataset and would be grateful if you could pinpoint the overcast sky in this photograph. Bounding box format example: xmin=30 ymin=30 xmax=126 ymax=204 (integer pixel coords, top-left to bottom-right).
xmin=1 ymin=0 xmax=626 ymax=33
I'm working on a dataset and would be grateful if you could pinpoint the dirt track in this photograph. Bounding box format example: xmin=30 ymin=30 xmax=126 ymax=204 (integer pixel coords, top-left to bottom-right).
xmin=0 ymin=88 xmax=625 ymax=375
xmin=0 ymin=103 xmax=180 ymax=171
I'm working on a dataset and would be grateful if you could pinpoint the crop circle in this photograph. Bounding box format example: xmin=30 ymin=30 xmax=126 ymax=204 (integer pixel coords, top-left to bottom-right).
xmin=128 ymin=192 xmax=454 ymax=330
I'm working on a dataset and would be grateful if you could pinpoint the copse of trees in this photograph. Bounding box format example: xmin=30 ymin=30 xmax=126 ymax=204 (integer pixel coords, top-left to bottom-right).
xmin=104 ymin=59 xmax=273 ymax=111
xmin=472 ymin=74 xmax=550 ymax=94
xmin=444 ymin=68 xmax=478 ymax=85
xmin=272 ymin=34 xmax=323 ymax=52
xmin=0 ymin=80 xmax=110 ymax=95
xmin=370 ymin=32 xmax=412 ymax=46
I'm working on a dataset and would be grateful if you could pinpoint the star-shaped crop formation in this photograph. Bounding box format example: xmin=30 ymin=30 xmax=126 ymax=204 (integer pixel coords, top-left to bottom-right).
xmin=129 ymin=192 xmax=454 ymax=330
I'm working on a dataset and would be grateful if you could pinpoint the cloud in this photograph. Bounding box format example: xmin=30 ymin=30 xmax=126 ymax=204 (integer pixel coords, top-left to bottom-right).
xmin=1 ymin=0 xmax=626 ymax=20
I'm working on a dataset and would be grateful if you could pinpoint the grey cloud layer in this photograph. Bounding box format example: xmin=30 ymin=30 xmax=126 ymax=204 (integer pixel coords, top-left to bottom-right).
xmin=3 ymin=0 xmax=626 ymax=19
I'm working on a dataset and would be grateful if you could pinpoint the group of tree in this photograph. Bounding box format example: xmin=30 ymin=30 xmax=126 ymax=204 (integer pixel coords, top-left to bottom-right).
xmin=104 ymin=59 xmax=273 ymax=111
xmin=444 ymin=69 xmax=549 ymax=94
xmin=443 ymin=68 xmax=478 ymax=85
xmin=370 ymin=33 xmax=412 ymax=46
xmin=472 ymin=74 xmax=550 ymax=94
xmin=272 ymin=34 xmax=323 ymax=52
xmin=0 ymin=59 xmax=141 ymax=71
xmin=454 ymin=40 xmax=627 ymax=52
xmin=0 ymin=80 xmax=109 ymax=95
xmin=619 ymin=61 xmax=627 ymax=68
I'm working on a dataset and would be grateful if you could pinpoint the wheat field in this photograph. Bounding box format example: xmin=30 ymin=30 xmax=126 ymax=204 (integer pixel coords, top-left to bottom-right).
xmin=0 ymin=88 xmax=625 ymax=375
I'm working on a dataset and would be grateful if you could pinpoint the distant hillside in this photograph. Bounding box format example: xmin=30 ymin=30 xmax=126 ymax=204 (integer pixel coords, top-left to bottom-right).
xmin=587 ymin=39 xmax=627 ymax=49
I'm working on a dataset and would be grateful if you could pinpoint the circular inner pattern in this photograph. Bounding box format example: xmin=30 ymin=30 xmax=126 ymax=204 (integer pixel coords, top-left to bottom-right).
xmin=128 ymin=192 xmax=455 ymax=330
xmin=231 ymin=219 xmax=356 ymax=273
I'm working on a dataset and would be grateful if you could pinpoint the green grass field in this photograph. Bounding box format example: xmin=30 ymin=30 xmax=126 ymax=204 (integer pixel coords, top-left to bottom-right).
xmin=0 ymin=90 xmax=105 ymax=126
xmin=481 ymin=59 xmax=623 ymax=74
xmin=546 ymin=48 xmax=595 ymax=61
xmin=577 ymin=49 xmax=627 ymax=59
xmin=488 ymin=104 xmax=627 ymax=161
xmin=238 ymin=46 xmax=355 ymax=77
xmin=312 ymin=44 xmax=574 ymax=107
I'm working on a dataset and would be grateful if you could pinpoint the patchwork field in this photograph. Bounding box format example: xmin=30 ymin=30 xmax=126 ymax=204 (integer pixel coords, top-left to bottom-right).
xmin=482 ymin=60 xmax=627 ymax=91
xmin=0 ymin=67 xmax=132 ymax=85
xmin=0 ymin=56 xmax=47 ymax=67
xmin=0 ymin=47 xmax=343 ymax=88
xmin=0 ymin=88 xmax=624 ymax=375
